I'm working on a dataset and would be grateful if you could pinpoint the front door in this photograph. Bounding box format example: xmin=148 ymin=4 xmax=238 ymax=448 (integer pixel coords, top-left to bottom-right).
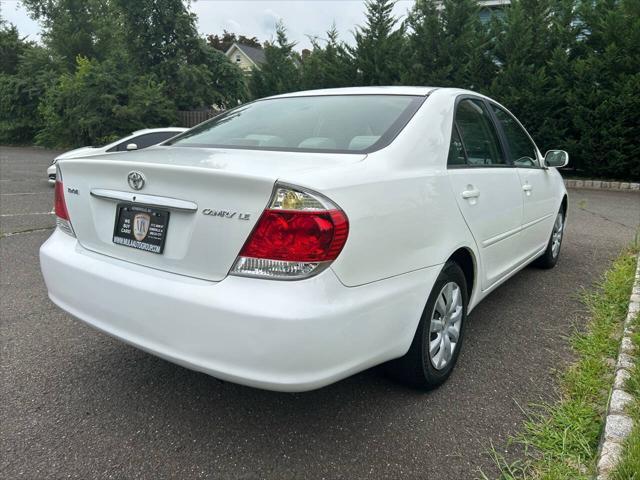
xmin=489 ymin=104 xmax=557 ymax=257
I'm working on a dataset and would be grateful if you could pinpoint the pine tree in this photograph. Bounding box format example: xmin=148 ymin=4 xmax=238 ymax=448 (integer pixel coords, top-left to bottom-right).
xmin=487 ymin=0 xmax=573 ymax=155
xmin=249 ymin=22 xmax=301 ymax=98
xmin=402 ymin=0 xmax=494 ymax=88
xmin=567 ymin=0 xmax=640 ymax=179
xmin=350 ymin=0 xmax=405 ymax=86
xmin=300 ymin=25 xmax=358 ymax=90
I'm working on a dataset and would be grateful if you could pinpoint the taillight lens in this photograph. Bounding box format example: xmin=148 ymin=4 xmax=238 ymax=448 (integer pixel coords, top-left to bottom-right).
xmin=231 ymin=184 xmax=349 ymax=279
xmin=54 ymin=171 xmax=75 ymax=237
xmin=54 ymin=180 xmax=69 ymax=220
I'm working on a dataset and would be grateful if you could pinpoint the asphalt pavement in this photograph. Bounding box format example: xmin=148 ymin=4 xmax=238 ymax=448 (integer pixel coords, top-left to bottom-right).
xmin=1 ymin=145 xmax=639 ymax=479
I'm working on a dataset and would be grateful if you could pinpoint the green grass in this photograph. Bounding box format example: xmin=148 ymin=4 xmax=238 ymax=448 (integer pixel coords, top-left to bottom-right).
xmin=610 ymin=312 xmax=640 ymax=480
xmin=479 ymin=247 xmax=638 ymax=480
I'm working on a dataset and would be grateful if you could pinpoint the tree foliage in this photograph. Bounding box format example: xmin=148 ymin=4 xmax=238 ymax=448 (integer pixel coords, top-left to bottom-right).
xmin=36 ymin=57 xmax=176 ymax=147
xmin=402 ymin=0 xmax=495 ymax=88
xmin=1 ymin=0 xmax=245 ymax=146
xmin=0 ymin=22 xmax=62 ymax=143
xmin=249 ymin=22 xmax=300 ymax=98
xmin=207 ymin=31 xmax=261 ymax=52
xmin=299 ymin=26 xmax=357 ymax=90
xmin=350 ymin=0 xmax=405 ymax=86
xmin=1 ymin=0 xmax=638 ymax=179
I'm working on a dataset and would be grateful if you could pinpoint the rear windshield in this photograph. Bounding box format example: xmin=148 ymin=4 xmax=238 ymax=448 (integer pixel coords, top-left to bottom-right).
xmin=167 ymin=95 xmax=424 ymax=154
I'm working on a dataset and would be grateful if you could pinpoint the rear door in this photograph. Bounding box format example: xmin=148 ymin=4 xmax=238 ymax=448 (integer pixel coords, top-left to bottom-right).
xmin=447 ymin=97 xmax=524 ymax=290
xmin=489 ymin=103 xmax=557 ymax=258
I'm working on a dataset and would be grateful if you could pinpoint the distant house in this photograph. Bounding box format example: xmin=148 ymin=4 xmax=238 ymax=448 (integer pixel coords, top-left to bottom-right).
xmin=478 ymin=0 xmax=510 ymax=23
xmin=436 ymin=0 xmax=510 ymax=23
xmin=225 ymin=43 xmax=266 ymax=72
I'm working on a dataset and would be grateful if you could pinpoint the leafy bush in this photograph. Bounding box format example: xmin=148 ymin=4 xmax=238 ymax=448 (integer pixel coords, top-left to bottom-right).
xmin=36 ymin=57 xmax=176 ymax=148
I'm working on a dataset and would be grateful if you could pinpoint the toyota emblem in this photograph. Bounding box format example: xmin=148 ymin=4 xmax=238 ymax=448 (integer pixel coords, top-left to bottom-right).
xmin=127 ymin=171 xmax=145 ymax=191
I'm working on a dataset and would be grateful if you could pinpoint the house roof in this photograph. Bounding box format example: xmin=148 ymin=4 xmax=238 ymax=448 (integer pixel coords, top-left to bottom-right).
xmin=225 ymin=43 xmax=266 ymax=66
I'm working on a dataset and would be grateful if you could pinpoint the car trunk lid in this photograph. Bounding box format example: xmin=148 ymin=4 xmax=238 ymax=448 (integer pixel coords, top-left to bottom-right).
xmin=58 ymin=146 xmax=364 ymax=281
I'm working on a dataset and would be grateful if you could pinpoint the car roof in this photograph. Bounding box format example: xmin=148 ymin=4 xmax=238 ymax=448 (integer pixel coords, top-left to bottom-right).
xmin=268 ymin=86 xmax=439 ymax=99
xmin=130 ymin=127 xmax=187 ymax=135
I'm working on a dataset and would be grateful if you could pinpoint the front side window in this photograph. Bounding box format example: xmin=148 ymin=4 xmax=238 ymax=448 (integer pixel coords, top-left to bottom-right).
xmin=491 ymin=105 xmax=538 ymax=167
xmin=449 ymin=99 xmax=506 ymax=167
xmin=167 ymin=95 xmax=424 ymax=154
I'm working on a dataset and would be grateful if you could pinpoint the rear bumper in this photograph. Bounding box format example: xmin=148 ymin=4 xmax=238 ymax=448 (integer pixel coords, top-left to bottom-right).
xmin=40 ymin=229 xmax=441 ymax=391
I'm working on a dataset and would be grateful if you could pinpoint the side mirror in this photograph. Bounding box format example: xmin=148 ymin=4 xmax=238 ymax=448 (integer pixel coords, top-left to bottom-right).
xmin=126 ymin=143 xmax=138 ymax=151
xmin=544 ymin=150 xmax=568 ymax=168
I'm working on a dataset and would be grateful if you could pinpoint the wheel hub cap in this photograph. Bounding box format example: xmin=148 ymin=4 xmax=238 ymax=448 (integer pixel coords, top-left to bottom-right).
xmin=551 ymin=212 xmax=564 ymax=258
xmin=428 ymin=282 xmax=463 ymax=370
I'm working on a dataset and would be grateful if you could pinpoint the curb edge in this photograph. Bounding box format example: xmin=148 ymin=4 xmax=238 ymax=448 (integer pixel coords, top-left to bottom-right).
xmin=596 ymin=254 xmax=640 ymax=479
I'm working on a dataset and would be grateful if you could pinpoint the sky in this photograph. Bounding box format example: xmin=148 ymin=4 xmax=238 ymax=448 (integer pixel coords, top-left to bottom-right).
xmin=1 ymin=0 xmax=415 ymax=50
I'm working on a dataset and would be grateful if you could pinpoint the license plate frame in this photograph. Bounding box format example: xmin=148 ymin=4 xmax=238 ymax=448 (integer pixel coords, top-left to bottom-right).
xmin=112 ymin=203 xmax=170 ymax=254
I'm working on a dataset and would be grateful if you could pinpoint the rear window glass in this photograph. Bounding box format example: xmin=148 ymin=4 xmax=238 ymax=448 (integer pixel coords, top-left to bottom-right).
xmin=167 ymin=95 xmax=424 ymax=153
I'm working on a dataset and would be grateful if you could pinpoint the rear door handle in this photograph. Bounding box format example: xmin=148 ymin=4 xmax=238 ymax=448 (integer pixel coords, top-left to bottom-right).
xmin=461 ymin=188 xmax=480 ymax=199
xmin=522 ymin=184 xmax=533 ymax=195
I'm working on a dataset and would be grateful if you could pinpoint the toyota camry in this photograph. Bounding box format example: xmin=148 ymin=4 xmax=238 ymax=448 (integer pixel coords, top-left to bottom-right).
xmin=40 ymin=87 xmax=568 ymax=392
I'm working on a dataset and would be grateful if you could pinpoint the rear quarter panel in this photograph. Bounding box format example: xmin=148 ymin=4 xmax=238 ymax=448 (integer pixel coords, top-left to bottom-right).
xmin=283 ymin=90 xmax=479 ymax=287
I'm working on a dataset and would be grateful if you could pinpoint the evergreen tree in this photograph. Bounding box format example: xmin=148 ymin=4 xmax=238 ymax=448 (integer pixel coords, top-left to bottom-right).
xmin=300 ymin=25 xmax=358 ymax=90
xmin=567 ymin=0 xmax=640 ymax=179
xmin=350 ymin=0 xmax=405 ymax=85
xmin=487 ymin=0 xmax=575 ymax=157
xmin=402 ymin=0 xmax=494 ymax=88
xmin=207 ymin=31 xmax=261 ymax=52
xmin=249 ymin=22 xmax=301 ymax=98
xmin=0 ymin=22 xmax=27 ymax=75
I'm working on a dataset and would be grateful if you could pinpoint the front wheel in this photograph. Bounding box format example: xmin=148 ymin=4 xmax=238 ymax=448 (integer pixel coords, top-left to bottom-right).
xmin=385 ymin=261 xmax=468 ymax=390
xmin=534 ymin=208 xmax=565 ymax=269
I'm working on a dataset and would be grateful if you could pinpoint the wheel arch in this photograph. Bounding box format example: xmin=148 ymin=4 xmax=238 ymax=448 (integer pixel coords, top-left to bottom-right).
xmin=446 ymin=247 xmax=477 ymax=304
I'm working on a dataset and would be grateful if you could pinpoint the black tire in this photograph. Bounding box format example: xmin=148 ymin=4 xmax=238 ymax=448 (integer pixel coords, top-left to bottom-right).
xmin=533 ymin=207 xmax=565 ymax=269
xmin=385 ymin=261 xmax=468 ymax=390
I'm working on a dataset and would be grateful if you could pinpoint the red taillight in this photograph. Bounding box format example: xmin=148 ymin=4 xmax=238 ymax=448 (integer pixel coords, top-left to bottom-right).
xmin=54 ymin=178 xmax=75 ymax=237
xmin=239 ymin=209 xmax=349 ymax=262
xmin=54 ymin=180 xmax=70 ymax=220
xmin=231 ymin=184 xmax=349 ymax=279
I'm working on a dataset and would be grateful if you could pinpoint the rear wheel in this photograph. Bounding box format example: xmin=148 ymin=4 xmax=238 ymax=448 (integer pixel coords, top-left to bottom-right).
xmin=386 ymin=262 xmax=468 ymax=389
xmin=533 ymin=208 xmax=565 ymax=269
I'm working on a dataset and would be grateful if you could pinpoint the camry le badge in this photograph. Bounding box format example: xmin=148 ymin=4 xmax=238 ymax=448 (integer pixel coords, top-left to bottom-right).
xmin=202 ymin=209 xmax=251 ymax=220
xmin=133 ymin=213 xmax=151 ymax=241
xmin=127 ymin=171 xmax=145 ymax=191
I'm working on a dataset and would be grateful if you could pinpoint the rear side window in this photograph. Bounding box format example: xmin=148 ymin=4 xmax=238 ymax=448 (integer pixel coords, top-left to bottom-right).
xmin=448 ymin=126 xmax=466 ymax=166
xmin=490 ymin=105 xmax=539 ymax=167
xmin=448 ymin=99 xmax=506 ymax=167
xmin=167 ymin=95 xmax=425 ymax=154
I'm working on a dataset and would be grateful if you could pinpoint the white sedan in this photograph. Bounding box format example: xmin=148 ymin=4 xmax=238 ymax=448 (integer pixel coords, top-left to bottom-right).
xmin=47 ymin=127 xmax=187 ymax=184
xmin=40 ymin=87 xmax=568 ymax=392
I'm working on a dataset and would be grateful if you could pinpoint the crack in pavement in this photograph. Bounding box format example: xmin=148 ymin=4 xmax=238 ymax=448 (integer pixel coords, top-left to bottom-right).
xmin=577 ymin=205 xmax=639 ymax=230
xmin=1 ymin=226 xmax=54 ymax=239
